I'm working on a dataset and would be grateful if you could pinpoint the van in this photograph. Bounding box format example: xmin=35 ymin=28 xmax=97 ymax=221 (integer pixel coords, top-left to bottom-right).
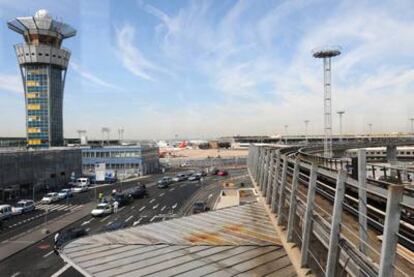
xmin=0 ymin=204 xmax=13 ymax=220
xmin=76 ymin=178 xmax=90 ymax=186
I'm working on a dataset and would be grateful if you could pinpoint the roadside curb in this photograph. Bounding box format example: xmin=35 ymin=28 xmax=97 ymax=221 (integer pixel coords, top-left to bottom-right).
xmin=0 ymin=202 xmax=95 ymax=263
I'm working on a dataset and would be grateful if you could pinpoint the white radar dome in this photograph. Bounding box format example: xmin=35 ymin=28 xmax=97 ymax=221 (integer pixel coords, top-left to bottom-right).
xmin=35 ymin=9 xmax=51 ymax=19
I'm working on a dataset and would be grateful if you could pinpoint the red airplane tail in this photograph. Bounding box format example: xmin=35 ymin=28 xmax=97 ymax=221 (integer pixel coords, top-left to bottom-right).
xmin=178 ymin=140 xmax=188 ymax=148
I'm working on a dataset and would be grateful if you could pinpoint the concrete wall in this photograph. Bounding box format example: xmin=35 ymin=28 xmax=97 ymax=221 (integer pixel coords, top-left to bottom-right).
xmin=0 ymin=148 xmax=82 ymax=202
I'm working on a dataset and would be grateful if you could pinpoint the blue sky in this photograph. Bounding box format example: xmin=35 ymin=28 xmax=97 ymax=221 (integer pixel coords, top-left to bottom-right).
xmin=1 ymin=0 xmax=414 ymax=139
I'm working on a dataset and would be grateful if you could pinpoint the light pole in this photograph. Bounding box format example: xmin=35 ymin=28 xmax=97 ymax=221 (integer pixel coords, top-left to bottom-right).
xmin=410 ymin=118 xmax=414 ymax=135
xmin=284 ymin=125 xmax=288 ymax=145
xmin=337 ymin=111 xmax=345 ymax=142
xmin=368 ymin=123 xmax=373 ymax=140
xmin=304 ymin=120 xmax=310 ymax=144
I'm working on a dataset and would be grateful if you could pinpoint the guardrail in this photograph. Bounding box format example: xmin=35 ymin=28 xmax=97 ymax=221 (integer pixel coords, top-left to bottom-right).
xmin=247 ymin=145 xmax=413 ymax=277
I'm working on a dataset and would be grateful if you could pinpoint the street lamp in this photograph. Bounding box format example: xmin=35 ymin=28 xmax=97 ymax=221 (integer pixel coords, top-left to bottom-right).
xmin=304 ymin=120 xmax=310 ymax=144
xmin=284 ymin=125 xmax=288 ymax=145
xmin=337 ymin=111 xmax=345 ymax=142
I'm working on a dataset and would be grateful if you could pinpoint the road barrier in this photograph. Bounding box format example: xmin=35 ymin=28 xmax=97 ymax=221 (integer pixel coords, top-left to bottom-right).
xmin=248 ymin=145 xmax=413 ymax=277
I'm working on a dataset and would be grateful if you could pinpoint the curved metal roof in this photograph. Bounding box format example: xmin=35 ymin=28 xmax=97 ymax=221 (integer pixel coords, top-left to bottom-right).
xmin=7 ymin=11 xmax=76 ymax=39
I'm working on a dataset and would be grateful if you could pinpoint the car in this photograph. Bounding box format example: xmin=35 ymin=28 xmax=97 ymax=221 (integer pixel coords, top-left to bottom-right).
xmin=91 ymin=203 xmax=112 ymax=217
xmin=217 ymin=170 xmax=228 ymax=176
xmin=72 ymin=183 xmax=89 ymax=193
xmin=75 ymin=177 xmax=90 ymax=186
xmin=104 ymin=221 xmax=126 ymax=232
xmin=192 ymin=202 xmax=209 ymax=214
xmin=112 ymin=192 xmax=133 ymax=207
xmin=157 ymin=177 xmax=172 ymax=188
xmin=0 ymin=204 xmax=13 ymax=220
xmin=172 ymin=173 xmax=187 ymax=182
xmin=41 ymin=192 xmax=60 ymax=204
xmin=211 ymin=169 xmax=220 ymax=175
xmin=12 ymin=200 xmax=35 ymax=215
xmin=127 ymin=185 xmax=148 ymax=199
xmin=188 ymin=174 xmax=201 ymax=181
xmin=58 ymin=189 xmax=73 ymax=199
xmin=55 ymin=227 xmax=88 ymax=249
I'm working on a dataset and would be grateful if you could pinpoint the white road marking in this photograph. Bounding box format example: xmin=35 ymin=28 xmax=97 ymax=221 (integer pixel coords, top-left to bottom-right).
xmin=150 ymin=216 xmax=157 ymax=222
xmin=159 ymin=192 xmax=165 ymax=197
xmin=125 ymin=215 xmax=134 ymax=222
xmin=106 ymin=221 xmax=113 ymax=226
xmin=11 ymin=272 xmax=21 ymax=277
xmin=160 ymin=205 xmax=166 ymax=211
xmin=118 ymin=207 xmax=125 ymax=212
xmin=172 ymin=203 xmax=178 ymax=209
xmin=43 ymin=250 xmax=54 ymax=258
xmin=169 ymin=188 xmax=175 ymax=192
xmin=139 ymin=206 xmax=146 ymax=212
xmin=86 ymin=228 xmax=90 ymax=232
xmin=180 ymin=184 xmax=186 ymax=188
xmin=149 ymin=199 xmax=155 ymax=203
xmin=100 ymin=216 xmax=110 ymax=222
xmin=130 ymin=206 xmax=135 ymax=210
xmin=152 ymin=204 xmax=159 ymax=210
xmin=133 ymin=218 xmax=143 ymax=226
xmin=81 ymin=218 xmax=94 ymax=226
xmin=208 ymin=193 xmax=213 ymax=199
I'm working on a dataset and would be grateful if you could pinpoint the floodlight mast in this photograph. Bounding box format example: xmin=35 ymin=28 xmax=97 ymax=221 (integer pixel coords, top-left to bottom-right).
xmin=312 ymin=46 xmax=341 ymax=158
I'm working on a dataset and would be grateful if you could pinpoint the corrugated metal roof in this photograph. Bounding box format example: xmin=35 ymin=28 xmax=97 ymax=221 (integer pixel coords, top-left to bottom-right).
xmin=62 ymin=203 xmax=296 ymax=277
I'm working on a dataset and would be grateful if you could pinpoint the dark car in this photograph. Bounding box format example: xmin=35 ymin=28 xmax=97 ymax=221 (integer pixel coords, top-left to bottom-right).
xmin=55 ymin=227 xmax=88 ymax=249
xmin=192 ymin=202 xmax=209 ymax=214
xmin=112 ymin=192 xmax=133 ymax=207
xmin=188 ymin=174 xmax=201 ymax=181
xmin=104 ymin=221 xmax=127 ymax=232
xmin=128 ymin=185 xmax=148 ymax=199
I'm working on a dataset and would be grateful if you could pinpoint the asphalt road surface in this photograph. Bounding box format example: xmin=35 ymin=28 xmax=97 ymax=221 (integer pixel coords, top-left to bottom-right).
xmin=0 ymin=168 xmax=247 ymax=277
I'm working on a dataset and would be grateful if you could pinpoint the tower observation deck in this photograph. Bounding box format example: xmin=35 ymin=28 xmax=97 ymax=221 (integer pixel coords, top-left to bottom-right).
xmin=8 ymin=9 xmax=76 ymax=148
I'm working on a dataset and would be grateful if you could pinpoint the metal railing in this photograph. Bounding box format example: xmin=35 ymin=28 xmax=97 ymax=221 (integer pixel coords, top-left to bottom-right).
xmin=247 ymin=145 xmax=413 ymax=277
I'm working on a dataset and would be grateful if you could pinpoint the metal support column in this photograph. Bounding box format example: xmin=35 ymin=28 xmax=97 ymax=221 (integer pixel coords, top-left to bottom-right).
xmin=378 ymin=185 xmax=404 ymax=277
xmin=270 ymin=152 xmax=281 ymax=211
xmin=262 ymin=150 xmax=271 ymax=194
xmin=358 ymin=149 xmax=368 ymax=255
xmin=265 ymin=152 xmax=275 ymax=199
xmin=300 ymin=162 xmax=318 ymax=267
xmin=277 ymin=157 xmax=288 ymax=225
xmin=326 ymin=170 xmax=347 ymax=277
xmin=287 ymin=159 xmax=300 ymax=242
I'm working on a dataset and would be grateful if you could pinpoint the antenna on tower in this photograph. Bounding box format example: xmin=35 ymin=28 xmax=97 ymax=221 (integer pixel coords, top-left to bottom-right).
xmin=312 ymin=45 xmax=341 ymax=158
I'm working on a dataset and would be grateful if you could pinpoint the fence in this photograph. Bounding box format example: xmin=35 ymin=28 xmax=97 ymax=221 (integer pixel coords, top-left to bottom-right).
xmin=161 ymin=156 xmax=247 ymax=169
xmin=247 ymin=145 xmax=413 ymax=277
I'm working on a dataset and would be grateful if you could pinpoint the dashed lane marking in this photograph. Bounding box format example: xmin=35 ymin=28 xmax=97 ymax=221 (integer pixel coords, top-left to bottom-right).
xmin=159 ymin=193 xmax=165 ymax=197
xmin=100 ymin=216 xmax=111 ymax=222
xmin=43 ymin=250 xmax=54 ymax=258
xmin=152 ymin=204 xmax=159 ymax=210
xmin=11 ymin=272 xmax=21 ymax=277
xmin=125 ymin=215 xmax=134 ymax=223
xmin=139 ymin=206 xmax=146 ymax=212
xmin=149 ymin=199 xmax=155 ymax=203
xmin=133 ymin=218 xmax=143 ymax=226
xmin=172 ymin=203 xmax=178 ymax=209
xmin=130 ymin=206 xmax=135 ymax=210
xmin=106 ymin=221 xmax=113 ymax=226
xmin=150 ymin=216 xmax=157 ymax=222
xmin=169 ymin=188 xmax=175 ymax=192
xmin=161 ymin=205 xmax=166 ymax=212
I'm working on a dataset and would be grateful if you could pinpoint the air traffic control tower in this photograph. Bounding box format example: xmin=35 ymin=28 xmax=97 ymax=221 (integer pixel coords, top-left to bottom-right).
xmin=8 ymin=10 xmax=76 ymax=148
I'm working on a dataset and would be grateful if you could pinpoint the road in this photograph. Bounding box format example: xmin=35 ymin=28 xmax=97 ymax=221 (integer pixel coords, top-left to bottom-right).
xmin=0 ymin=168 xmax=247 ymax=277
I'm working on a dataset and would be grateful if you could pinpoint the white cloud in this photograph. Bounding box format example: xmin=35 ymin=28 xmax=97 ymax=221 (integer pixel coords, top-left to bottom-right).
xmin=70 ymin=61 xmax=120 ymax=90
xmin=115 ymin=24 xmax=171 ymax=81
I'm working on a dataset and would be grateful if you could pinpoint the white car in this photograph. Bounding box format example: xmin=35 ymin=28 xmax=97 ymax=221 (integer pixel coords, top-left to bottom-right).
xmin=58 ymin=189 xmax=73 ymax=199
xmin=0 ymin=204 xmax=13 ymax=220
xmin=91 ymin=203 xmax=112 ymax=217
xmin=12 ymin=200 xmax=35 ymax=215
xmin=41 ymin=192 xmax=60 ymax=204
xmin=72 ymin=184 xmax=89 ymax=193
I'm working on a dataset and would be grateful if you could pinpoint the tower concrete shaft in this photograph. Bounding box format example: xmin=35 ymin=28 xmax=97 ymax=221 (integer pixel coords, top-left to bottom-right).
xmin=8 ymin=10 xmax=76 ymax=148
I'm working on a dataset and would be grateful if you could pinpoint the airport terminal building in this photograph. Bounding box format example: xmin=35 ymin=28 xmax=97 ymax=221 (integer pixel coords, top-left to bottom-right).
xmin=81 ymin=144 xmax=160 ymax=178
xmin=0 ymin=148 xmax=81 ymax=202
